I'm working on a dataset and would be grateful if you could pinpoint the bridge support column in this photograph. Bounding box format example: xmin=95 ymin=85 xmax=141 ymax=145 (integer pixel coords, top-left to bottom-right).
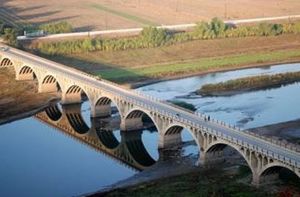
xmin=39 ymin=83 xmax=58 ymax=93
xmin=121 ymin=117 xmax=143 ymax=131
xmin=200 ymin=151 xmax=225 ymax=166
xmin=61 ymin=94 xmax=82 ymax=105
xmin=91 ymin=104 xmax=111 ymax=118
xmin=16 ymin=73 xmax=35 ymax=81
xmin=158 ymin=133 xmax=182 ymax=149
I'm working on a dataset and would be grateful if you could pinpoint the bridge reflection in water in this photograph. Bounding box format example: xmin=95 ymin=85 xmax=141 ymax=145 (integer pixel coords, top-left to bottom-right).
xmin=36 ymin=102 xmax=159 ymax=171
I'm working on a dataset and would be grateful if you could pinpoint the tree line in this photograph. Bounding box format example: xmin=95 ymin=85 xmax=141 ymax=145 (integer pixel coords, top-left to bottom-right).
xmin=0 ymin=20 xmax=73 ymax=46
xmin=36 ymin=18 xmax=300 ymax=55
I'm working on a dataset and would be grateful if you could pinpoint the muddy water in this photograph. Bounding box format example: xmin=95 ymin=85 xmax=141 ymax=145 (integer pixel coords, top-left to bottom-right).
xmin=0 ymin=63 xmax=299 ymax=197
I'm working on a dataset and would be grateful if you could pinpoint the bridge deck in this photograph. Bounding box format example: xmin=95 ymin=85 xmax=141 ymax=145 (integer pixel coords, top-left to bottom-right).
xmin=1 ymin=45 xmax=299 ymax=167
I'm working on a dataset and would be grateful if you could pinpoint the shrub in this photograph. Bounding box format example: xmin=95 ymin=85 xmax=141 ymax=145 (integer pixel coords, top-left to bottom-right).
xmin=140 ymin=26 xmax=168 ymax=47
xmin=39 ymin=21 xmax=73 ymax=34
xmin=2 ymin=28 xmax=18 ymax=46
xmin=33 ymin=19 xmax=300 ymax=55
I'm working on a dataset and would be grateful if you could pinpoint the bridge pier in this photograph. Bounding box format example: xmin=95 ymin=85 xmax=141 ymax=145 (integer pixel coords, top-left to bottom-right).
xmin=39 ymin=83 xmax=59 ymax=93
xmin=91 ymin=104 xmax=111 ymax=118
xmin=158 ymin=133 xmax=182 ymax=149
xmin=16 ymin=72 xmax=35 ymax=81
xmin=61 ymin=94 xmax=83 ymax=105
xmin=120 ymin=117 xmax=143 ymax=131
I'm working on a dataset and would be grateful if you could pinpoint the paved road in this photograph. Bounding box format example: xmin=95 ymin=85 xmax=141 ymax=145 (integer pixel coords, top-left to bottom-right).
xmin=17 ymin=15 xmax=300 ymax=41
xmin=1 ymin=45 xmax=300 ymax=166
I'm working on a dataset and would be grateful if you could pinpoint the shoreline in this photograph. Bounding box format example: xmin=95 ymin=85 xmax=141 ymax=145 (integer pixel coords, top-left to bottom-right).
xmin=127 ymin=59 xmax=300 ymax=89
xmin=0 ymin=97 xmax=59 ymax=125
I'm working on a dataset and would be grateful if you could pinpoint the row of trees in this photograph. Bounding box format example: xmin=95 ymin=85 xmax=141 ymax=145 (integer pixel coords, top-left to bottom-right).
xmin=24 ymin=21 xmax=73 ymax=34
xmin=35 ymin=18 xmax=300 ymax=55
xmin=0 ymin=20 xmax=74 ymax=46
xmin=0 ymin=20 xmax=18 ymax=46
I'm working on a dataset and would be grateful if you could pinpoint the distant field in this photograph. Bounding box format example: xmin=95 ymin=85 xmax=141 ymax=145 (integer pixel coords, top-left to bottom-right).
xmin=1 ymin=0 xmax=300 ymax=31
xmin=39 ymin=34 xmax=300 ymax=85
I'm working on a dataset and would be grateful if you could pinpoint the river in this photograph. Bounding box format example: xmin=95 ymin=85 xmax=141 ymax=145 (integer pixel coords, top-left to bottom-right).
xmin=0 ymin=63 xmax=300 ymax=197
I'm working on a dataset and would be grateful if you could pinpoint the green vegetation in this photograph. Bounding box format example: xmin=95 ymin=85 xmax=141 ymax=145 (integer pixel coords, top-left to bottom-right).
xmin=0 ymin=19 xmax=73 ymax=46
xmin=0 ymin=20 xmax=19 ymax=46
xmin=198 ymin=71 xmax=300 ymax=96
xmin=90 ymin=4 xmax=157 ymax=26
xmin=35 ymin=18 xmax=300 ymax=55
xmin=95 ymin=49 xmax=300 ymax=83
xmin=168 ymin=100 xmax=197 ymax=112
xmin=104 ymin=167 xmax=272 ymax=197
xmin=38 ymin=21 xmax=73 ymax=34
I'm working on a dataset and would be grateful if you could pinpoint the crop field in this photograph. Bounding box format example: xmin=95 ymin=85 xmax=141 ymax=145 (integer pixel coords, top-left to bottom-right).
xmin=1 ymin=0 xmax=300 ymax=31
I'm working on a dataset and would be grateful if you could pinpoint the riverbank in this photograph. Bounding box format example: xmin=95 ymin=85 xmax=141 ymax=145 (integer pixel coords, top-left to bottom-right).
xmin=0 ymin=67 xmax=59 ymax=124
xmin=92 ymin=163 xmax=300 ymax=197
xmin=250 ymin=119 xmax=300 ymax=145
xmin=197 ymin=71 xmax=300 ymax=96
xmin=26 ymin=33 xmax=300 ymax=88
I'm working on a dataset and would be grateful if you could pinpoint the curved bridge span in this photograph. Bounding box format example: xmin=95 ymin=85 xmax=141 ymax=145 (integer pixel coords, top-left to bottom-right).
xmin=0 ymin=45 xmax=299 ymax=186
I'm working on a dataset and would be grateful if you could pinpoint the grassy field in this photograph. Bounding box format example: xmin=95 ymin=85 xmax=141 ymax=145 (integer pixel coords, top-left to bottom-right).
xmin=2 ymin=0 xmax=300 ymax=31
xmin=36 ymin=34 xmax=300 ymax=86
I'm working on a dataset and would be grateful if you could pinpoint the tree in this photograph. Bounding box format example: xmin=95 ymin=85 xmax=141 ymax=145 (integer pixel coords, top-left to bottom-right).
xmin=3 ymin=28 xmax=18 ymax=46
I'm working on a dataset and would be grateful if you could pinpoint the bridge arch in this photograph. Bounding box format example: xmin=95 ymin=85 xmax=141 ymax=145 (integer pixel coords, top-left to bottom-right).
xmin=40 ymin=75 xmax=62 ymax=93
xmin=160 ymin=123 xmax=202 ymax=154
xmin=62 ymin=84 xmax=90 ymax=105
xmin=93 ymin=96 xmax=121 ymax=118
xmin=0 ymin=57 xmax=13 ymax=67
xmin=204 ymin=140 xmax=254 ymax=175
xmin=122 ymin=108 xmax=159 ymax=132
xmin=257 ymin=162 xmax=300 ymax=185
xmin=63 ymin=103 xmax=91 ymax=135
xmin=17 ymin=65 xmax=38 ymax=81
xmin=122 ymin=130 xmax=156 ymax=167
xmin=45 ymin=103 xmax=62 ymax=122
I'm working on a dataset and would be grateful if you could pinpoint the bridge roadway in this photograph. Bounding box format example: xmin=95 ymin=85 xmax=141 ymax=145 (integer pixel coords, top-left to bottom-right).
xmin=2 ymin=45 xmax=299 ymax=166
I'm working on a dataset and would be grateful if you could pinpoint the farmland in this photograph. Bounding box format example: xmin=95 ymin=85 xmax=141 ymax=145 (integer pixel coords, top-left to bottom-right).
xmin=1 ymin=0 xmax=300 ymax=31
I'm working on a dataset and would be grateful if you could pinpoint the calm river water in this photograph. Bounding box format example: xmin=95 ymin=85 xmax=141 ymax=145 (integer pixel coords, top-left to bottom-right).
xmin=0 ymin=63 xmax=300 ymax=197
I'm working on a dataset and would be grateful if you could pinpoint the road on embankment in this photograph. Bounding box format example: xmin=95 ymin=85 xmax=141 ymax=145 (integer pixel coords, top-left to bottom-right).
xmin=17 ymin=15 xmax=300 ymax=41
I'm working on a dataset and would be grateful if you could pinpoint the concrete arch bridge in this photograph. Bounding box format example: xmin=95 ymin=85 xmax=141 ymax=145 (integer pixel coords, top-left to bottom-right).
xmin=0 ymin=45 xmax=299 ymax=186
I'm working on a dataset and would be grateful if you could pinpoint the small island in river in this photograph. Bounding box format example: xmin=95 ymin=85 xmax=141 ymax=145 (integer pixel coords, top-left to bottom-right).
xmin=197 ymin=71 xmax=300 ymax=96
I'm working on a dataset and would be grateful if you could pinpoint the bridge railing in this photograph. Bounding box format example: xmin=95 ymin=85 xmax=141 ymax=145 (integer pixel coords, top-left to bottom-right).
xmin=121 ymin=90 xmax=300 ymax=155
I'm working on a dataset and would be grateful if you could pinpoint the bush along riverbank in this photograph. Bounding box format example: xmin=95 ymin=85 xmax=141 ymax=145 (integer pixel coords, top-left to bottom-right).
xmin=197 ymin=71 xmax=300 ymax=96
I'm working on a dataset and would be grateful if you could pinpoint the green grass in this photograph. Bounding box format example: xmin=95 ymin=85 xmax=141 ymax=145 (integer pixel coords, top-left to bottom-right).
xmin=90 ymin=4 xmax=158 ymax=26
xmin=97 ymin=49 xmax=300 ymax=83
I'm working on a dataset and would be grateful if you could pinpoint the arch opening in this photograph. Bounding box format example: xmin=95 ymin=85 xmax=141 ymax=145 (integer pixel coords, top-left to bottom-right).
xmin=40 ymin=75 xmax=62 ymax=94
xmin=123 ymin=130 xmax=156 ymax=167
xmin=63 ymin=85 xmax=89 ymax=104
xmin=45 ymin=103 xmax=62 ymax=121
xmin=123 ymin=109 xmax=159 ymax=165
xmin=62 ymin=86 xmax=92 ymax=134
xmin=94 ymin=96 xmax=122 ymax=149
xmin=161 ymin=125 xmax=200 ymax=162
xmin=260 ymin=165 xmax=300 ymax=186
xmin=205 ymin=143 xmax=253 ymax=181
xmin=0 ymin=58 xmax=13 ymax=67
xmin=93 ymin=96 xmax=120 ymax=118
xmin=18 ymin=66 xmax=37 ymax=81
